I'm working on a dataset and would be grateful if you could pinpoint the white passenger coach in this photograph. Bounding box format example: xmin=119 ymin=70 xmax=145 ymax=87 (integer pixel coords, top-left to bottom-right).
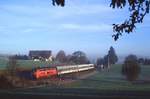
xmin=57 ymin=64 xmax=94 ymax=75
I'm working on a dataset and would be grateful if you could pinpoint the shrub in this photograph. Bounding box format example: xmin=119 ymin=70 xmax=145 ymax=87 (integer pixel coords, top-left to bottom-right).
xmin=122 ymin=55 xmax=141 ymax=81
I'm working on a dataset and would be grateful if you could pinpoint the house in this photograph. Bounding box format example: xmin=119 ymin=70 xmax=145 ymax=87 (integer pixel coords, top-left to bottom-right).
xmin=29 ymin=50 xmax=52 ymax=61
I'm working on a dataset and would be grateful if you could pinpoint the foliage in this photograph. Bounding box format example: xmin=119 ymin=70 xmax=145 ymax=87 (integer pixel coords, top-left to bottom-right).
xmin=52 ymin=0 xmax=65 ymax=6
xmin=108 ymin=46 xmax=118 ymax=65
xmin=103 ymin=55 xmax=109 ymax=66
xmin=66 ymin=54 xmax=73 ymax=63
xmin=103 ymin=46 xmax=118 ymax=67
xmin=70 ymin=51 xmax=89 ymax=64
xmin=56 ymin=50 xmax=67 ymax=63
xmin=138 ymin=58 xmax=145 ymax=64
xmin=111 ymin=0 xmax=150 ymax=40
xmin=122 ymin=54 xmax=141 ymax=81
xmin=144 ymin=58 xmax=150 ymax=65
xmin=51 ymin=0 xmax=150 ymax=41
xmin=96 ymin=58 xmax=104 ymax=66
xmin=14 ymin=54 xmax=29 ymax=60
xmin=138 ymin=58 xmax=150 ymax=65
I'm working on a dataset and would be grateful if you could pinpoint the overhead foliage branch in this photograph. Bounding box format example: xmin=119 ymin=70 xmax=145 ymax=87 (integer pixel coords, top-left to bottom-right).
xmin=110 ymin=0 xmax=150 ymax=41
xmin=52 ymin=0 xmax=65 ymax=7
xmin=51 ymin=0 xmax=150 ymax=41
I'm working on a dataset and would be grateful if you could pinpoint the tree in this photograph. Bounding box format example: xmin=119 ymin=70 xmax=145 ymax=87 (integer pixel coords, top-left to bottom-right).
xmin=103 ymin=55 xmax=109 ymax=67
xmin=14 ymin=54 xmax=29 ymax=60
xmin=70 ymin=51 xmax=89 ymax=64
xmin=108 ymin=46 xmax=118 ymax=65
xmin=138 ymin=58 xmax=145 ymax=64
xmin=96 ymin=58 xmax=105 ymax=69
xmin=103 ymin=47 xmax=118 ymax=70
xmin=122 ymin=54 xmax=141 ymax=81
xmin=56 ymin=50 xmax=67 ymax=63
xmin=143 ymin=58 xmax=150 ymax=65
xmin=6 ymin=56 xmax=19 ymax=76
xmin=97 ymin=58 xmax=104 ymax=66
xmin=65 ymin=54 xmax=72 ymax=64
xmin=51 ymin=0 xmax=150 ymax=41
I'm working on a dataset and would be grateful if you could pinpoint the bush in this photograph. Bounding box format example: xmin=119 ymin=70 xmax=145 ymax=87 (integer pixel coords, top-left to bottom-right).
xmin=122 ymin=55 xmax=141 ymax=81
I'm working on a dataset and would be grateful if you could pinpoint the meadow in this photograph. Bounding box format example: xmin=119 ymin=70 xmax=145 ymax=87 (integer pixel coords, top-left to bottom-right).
xmin=64 ymin=64 xmax=150 ymax=91
xmin=1 ymin=59 xmax=150 ymax=91
xmin=9 ymin=64 xmax=150 ymax=97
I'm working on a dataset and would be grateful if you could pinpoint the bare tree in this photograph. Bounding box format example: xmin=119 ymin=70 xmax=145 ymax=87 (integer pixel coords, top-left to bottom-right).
xmin=6 ymin=56 xmax=19 ymax=76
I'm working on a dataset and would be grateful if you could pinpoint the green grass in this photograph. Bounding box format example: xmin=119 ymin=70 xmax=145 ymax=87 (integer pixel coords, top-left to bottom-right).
xmin=0 ymin=59 xmax=8 ymax=70
xmin=65 ymin=65 xmax=150 ymax=91
xmin=17 ymin=60 xmax=53 ymax=69
xmin=15 ymin=65 xmax=150 ymax=94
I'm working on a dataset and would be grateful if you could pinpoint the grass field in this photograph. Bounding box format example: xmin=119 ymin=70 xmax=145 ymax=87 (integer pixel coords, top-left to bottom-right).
xmin=1 ymin=59 xmax=150 ymax=91
xmin=8 ymin=64 xmax=150 ymax=97
xmin=63 ymin=65 xmax=150 ymax=91
xmin=0 ymin=59 xmax=8 ymax=70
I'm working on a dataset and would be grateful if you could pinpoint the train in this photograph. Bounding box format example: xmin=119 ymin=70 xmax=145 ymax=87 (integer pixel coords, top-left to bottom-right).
xmin=32 ymin=64 xmax=95 ymax=79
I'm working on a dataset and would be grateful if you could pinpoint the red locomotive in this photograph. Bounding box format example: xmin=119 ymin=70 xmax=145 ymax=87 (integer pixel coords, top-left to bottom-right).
xmin=33 ymin=67 xmax=57 ymax=79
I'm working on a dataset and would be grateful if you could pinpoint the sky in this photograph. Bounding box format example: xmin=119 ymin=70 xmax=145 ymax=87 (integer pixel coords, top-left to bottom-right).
xmin=0 ymin=0 xmax=150 ymax=59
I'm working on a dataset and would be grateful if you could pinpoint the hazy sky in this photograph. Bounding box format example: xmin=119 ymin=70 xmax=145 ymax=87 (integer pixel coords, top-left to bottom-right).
xmin=0 ymin=0 xmax=150 ymax=58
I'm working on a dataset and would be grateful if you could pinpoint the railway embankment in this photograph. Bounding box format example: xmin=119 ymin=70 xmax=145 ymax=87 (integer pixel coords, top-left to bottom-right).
xmin=0 ymin=69 xmax=97 ymax=89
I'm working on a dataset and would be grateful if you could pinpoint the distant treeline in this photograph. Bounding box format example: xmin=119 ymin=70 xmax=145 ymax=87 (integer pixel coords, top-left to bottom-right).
xmin=12 ymin=50 xmax=90 ymax=65
xmin=13 ymin=55 xmax=29 ymax=60
xmin=138 ymin=58 xmax=150 ymax=65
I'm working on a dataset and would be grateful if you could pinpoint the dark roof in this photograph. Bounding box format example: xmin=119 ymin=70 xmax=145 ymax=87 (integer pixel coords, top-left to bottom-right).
xmin=29 ymin=50 xmax=52 ymax=58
